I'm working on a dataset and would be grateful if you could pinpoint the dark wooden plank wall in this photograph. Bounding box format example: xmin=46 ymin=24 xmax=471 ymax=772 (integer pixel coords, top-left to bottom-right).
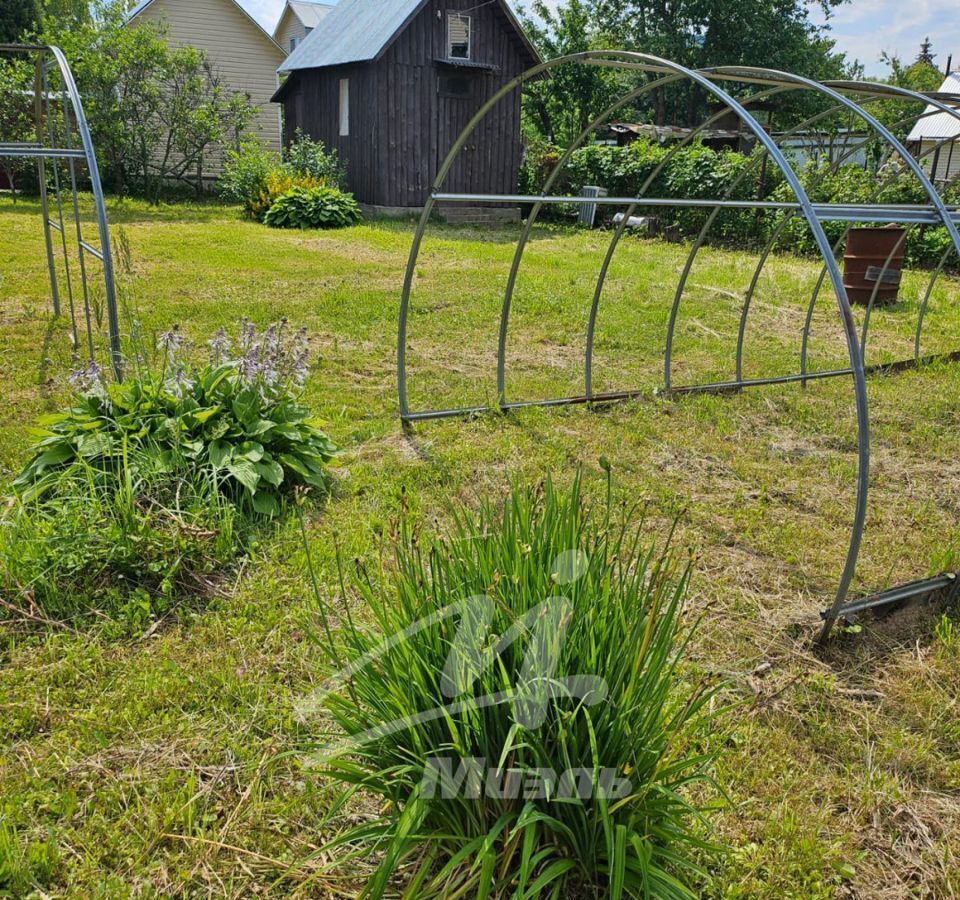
xmin=282 ymin=0 xmax=534 ymax=207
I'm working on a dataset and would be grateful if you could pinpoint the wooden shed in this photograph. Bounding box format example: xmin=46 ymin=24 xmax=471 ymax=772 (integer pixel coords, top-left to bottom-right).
xmin=272 ymin=0 xmax=540 ymax=216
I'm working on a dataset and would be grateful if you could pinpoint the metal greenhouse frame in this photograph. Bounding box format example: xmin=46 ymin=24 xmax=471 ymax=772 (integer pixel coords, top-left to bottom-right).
xmin=397 ymin=51 xmax=960 ymax=641
xmin=0 ymin=43 xmax=121 ymax=379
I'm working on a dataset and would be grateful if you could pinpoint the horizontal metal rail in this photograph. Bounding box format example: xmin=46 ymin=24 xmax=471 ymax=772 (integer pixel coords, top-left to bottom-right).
xmin=667 ymin=349 xmax=960 ymax=396
xmin=0 ymin=145 xmax=86 ymax=159
xmin=79 ymin=240 xmax=103 ymax=261
xmin=402 ymin=349 xmax=960 ymax=422
xmin=823 ymin=573 xmax=956 ymax=619
xmin=433 ymin=193 xmax=960 ymax=224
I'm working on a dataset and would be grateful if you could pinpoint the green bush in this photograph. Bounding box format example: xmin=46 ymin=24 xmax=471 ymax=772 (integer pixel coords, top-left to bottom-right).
xmin=769 ymin=161 xmax=958 ymax=267
xmin=305 ymin=473 xmax=724 ymax=898
xmin=285 ymin=129 xmax=347 ymax=188
xmin=220 ymin=139 xmax=283 ymax=218
xmin=3 ymin=321 xmax=338 ymax=624
xmin=524 ymin=138 xmax=778 ymax=245
xmin=220 ymin=132 xmax=347 ymax=220
xmin=263 ymin=186 xmax=362 ymax=230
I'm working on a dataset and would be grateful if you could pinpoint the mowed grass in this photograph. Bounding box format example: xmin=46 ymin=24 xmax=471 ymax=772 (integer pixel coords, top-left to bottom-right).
xmin=2 ymin=195 xmax=960 ymax=896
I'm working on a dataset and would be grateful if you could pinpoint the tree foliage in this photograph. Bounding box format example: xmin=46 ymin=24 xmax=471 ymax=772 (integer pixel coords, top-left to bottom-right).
xmin=520 ymin=0 xmax=856 ymax=144
xmin=0 ymin=0 xmax=41 ymax=43
xmin=519 ymin=0 xmax=622 ymax=146
xmin=37 ymin=1 xmax=256 ymax=198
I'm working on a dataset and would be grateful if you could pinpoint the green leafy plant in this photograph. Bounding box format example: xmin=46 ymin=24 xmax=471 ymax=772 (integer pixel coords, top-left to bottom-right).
xmin=15 ymin=322 xmax=338 ymax=516
xmin=284 ymin=129 xmax=347 ymax=188
xmin=303 ymin=472 xmax=725 ymax=898
xmin=2 ymin=321 xmax=338 ymax=624
xmin=263 ymin=186 xmax=361 ymax=230
xmin=220 ymin=132 xmax=347 ymax=219
xmin=219 ymin=138 xmax=283 ymax=217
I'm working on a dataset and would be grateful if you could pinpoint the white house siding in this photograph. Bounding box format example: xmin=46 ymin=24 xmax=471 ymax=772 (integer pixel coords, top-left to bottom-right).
xmin=919 ymin=139 xmax=960 ymax=185
xmin=133 ymin=0 xmax=286 ymax=174
xmin=275 ymin=9 xmax=307 ymax=56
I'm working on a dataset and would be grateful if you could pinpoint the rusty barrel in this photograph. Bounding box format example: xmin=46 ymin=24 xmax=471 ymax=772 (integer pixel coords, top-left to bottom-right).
xmin=842 ymin=226 xmax=907 ymax=306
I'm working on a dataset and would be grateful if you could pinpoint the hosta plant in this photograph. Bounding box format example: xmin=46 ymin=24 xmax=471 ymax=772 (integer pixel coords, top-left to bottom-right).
xmin=15 ymin=320 xmax=338 ymax=517
xmin=263 ymin=185 xmax=361 ymax=230
xmin=4 ymin=320 xmax=338 ymax=624
xmin=303 ymin=472 xmax=725 ymax=898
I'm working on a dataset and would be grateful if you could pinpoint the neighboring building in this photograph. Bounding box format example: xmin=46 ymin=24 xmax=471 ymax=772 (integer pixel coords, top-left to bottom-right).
xmin=128 ymin=0 xmax=286 ymax=172
xmin=273 ymin=0 xmax=541 ymax=214
xmin=907 ymin=72 xmax=960 ymax=185
xmin=777 ymin=131 xmax=870 ymax=169
xmin=273 ymin=0 xmax=335 ymax=56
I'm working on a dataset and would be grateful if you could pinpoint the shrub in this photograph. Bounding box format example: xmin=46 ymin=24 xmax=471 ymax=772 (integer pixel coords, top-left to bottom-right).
xmin=263 ymin=186 xmax=362 ymax=230
xmin=252 ymin=171 xmax=324 ymax=222
xmin=3 ymin=321 xmax=338 ymax=624
xmin=305 ymin=473 xmax=724 ymax=898
xmin=285 ymin=129 xmax=347 ymax=188
xmin=220 ymin=139 xmax=283 ymax=218
xmin=221 ymin=132 xmax=347 ymax=220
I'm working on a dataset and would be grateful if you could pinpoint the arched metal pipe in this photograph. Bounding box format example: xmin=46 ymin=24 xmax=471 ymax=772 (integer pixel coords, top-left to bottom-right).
xmin=586 ymin=82 xmax=799 ymax=398
xmin=734 ymin=94 xmax=926 ymax=383
xmin=400 ymin=51 xmax=873 ymax=645
xmin=46 ymin=45 xmax=121 ymax=379
xmin=798 ymin=96 xmax=960 ymax=383
xmin=915 ymin=245 xmax=957 ymax=359
xmin=495 ymin=72 xmax=685 ymax=407
xmin=742 ymin=101 xmax=945 ymax=383
xmin=701 ymin=67 xmax=956 ymax=638
xmin=664 ymin=88 xmax=851 ymax=389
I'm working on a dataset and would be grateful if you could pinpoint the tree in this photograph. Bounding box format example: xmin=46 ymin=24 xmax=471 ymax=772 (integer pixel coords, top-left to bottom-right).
xmin=592 ymin=0 xmax=855 ymax=128
xmin=39 ymin=1 xmax=256 ymax=198
xmin=0 ymin=0 xmax=42 ymax=42
xmin=0 ymin=58 xmax=35 ymax=199
xmin=872 ymin=51 xmax=944 ymax=141
xmin=519 ymin=0 xmax=622 ymax=146
xmin=916 ymin=37 xmax=936 ymax=68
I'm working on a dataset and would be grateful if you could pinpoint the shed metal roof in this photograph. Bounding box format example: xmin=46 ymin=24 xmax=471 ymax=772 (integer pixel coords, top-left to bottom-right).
xmin=907 ymin=73 xmax=960 ymax=142
xmin=279 ymin=0 xmax=539 ymax=73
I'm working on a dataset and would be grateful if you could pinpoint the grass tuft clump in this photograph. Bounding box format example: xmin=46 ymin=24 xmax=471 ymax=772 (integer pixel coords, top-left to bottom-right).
xmin=304 ymin=472 xmax=725 ymax=898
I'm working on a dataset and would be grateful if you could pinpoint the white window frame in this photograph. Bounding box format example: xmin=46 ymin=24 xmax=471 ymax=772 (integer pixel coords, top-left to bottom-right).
xmin=447 ymin=13 xmax=471 ymax=61
xmin=339 ymin=78 xmax=350 ymax=137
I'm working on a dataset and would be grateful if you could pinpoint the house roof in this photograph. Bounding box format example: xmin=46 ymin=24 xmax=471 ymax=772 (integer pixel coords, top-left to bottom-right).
xmin=907 ymin=73 xmax=960 ymax=142
xmin=287 ymin=0 xmax=335 ymax=30
xmin=127 ymin=0 xmax=284 ymax=54
xmin=279 ymin=0 xmax=540 ymax=73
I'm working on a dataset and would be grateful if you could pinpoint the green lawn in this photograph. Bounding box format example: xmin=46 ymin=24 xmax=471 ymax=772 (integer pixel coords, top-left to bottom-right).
xmin=2 ymin=196 xmax=960 ymax=897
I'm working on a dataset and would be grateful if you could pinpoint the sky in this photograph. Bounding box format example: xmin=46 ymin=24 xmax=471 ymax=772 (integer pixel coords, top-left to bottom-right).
xmin=246 ymin=0 xmax=959 ymax=81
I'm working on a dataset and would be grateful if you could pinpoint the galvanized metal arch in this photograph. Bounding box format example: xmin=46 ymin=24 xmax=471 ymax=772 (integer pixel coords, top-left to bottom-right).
xmin=663 ymin=89 xmax=866 ymax=390
xmin=494 ymin=71 xmax=686 ymax=408
xmin=735 ymin=78 xmax=960 ymax=381
xmin=399 ymin=51 xmax=873 ymax=643
xmin=0 ymin=44 xmax=121 ymax=378
xmin=740 ymin=103 xmax=953 ymax=381
xmin=734 ymin=95 xmax=932 ymax=383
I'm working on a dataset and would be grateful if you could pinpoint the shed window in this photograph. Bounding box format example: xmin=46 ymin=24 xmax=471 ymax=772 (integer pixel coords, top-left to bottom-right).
xmin=339 ymin=78 xmax=350 ymax=137
xmin=447 ymin=13 xmax=471 ymax=60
